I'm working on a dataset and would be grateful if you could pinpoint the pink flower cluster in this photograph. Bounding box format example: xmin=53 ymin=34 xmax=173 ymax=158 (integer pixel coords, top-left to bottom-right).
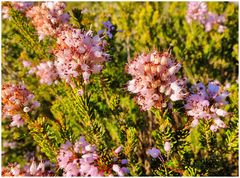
xmin=185 ymin=81 xmax=229 ymax=132
xmin=186 ymin=2 xmax=208 ymax=24
xmin=2 ymin=160 xmax=55 ymax=176
xmin=2 ymin=2 xmax=34 ymax=19
xmin=27 ymin=61 xmax=59 ymax=85
xmin=2 ymin=84 xmax=40 ymax=127
xmin=15 ymin=2 xmax=109 ymax=86
xmin=126 ymin=51 xmax=185 ymax=111
xmin=22 ymin=27 xmax=110 ymax=86
xmin=57 ymin=137 xmax=129 ymax=176
xmin=54 ymin=27 xmax=109 ymax=85
xmin=26 ymin=2 xmax=70 ymax=40
xmin=186 ymin=2 xmax=227 ymax=33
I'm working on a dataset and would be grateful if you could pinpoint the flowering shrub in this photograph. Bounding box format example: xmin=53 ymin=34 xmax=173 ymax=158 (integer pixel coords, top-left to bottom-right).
xmin=126 ymin=50 xmax=184 ymax=111
xmin=54 ymin=26 xmax=109 ymax=85
xmin=2 ymin=84 xmax=40 ymax=127
xmin=185 ymin=81 xmax=229 ymax=131
xmin=1 ymin=1 xmax=238 ymax=177
xmin=26 ymin=2 xmax=69 ymax=40
xmin=186 ymin=2 xmax=227 ymax=32
xmin=57 ymin=137 xmax=129 ymax=176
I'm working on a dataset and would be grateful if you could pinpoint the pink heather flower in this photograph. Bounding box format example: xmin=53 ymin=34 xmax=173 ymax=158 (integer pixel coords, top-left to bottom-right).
xmin=186 ymin=2 xmax=227 ymax=33
xmin=10 ymin=114 xmax=24 ymax=127
xmin=3 ymin=160 xmax=54 ymax=176
xmin=164 ymin=141 xmax=171 ymax=152
xmin=147 ymin=147 xmax=160 ymax=158
xmin=23 ymin=106 xmax=30 ymax=113
xmin=126 ymin=50 xmax=185 ymax=111
xmin=10 ymin=164 xmax=20 ymax=176
xmin=2 ymin=2 xmax=34 ymax=19
xmin=185 ymin=81 xmax=229 ymax=131
xmin=57 ymin=137 xmax=129 ymax=176
xmin=37 ymin=161 xmax=45 ymax=173
xmin=214 ymin=118 xmax=226 ymax=128
xmin=54 ymin=26 xmax=109 ymax=85
xmin=191 ymin=118 xmax=199 ymax=127
xmin=112 ymin=164 xmax=125 ymax=176
xmin=29 ymin=161 xmax=37 ymax=175
xmin=22 ymin=60 xmax=32 ymax=67
xmin=2 ymin=5 xmax=10 ymax=19
xmin=3 ymin=141 xmax=17 ymax=149
xmin=26 ymin=2 xmax=69 ymax=40
xmin=57 ymin=137 xmax=128 ymax=176
xmin=210 ymin=124 xmax=218 ymax=132
xmin=170 ymin=78 xmax=188 ymax=101
xmin=114 ymin=146 xmax=123 ymax=154
xmin=204 ymin=12 xmax=226 ymax=32
xmin=77 ymin=89 xmax=84 ymax=96
xmin=2 ymin=84 xmax=40 ymax=127
xmin=218 ymin=25 xmax=227 ymax=33
xmin=186 ymin=2 xmax=208 ymax=24
xmin=12 ymin=2 xmax=34 ymax=12
xmin=35 ymin=61 xmax=59 ymax=85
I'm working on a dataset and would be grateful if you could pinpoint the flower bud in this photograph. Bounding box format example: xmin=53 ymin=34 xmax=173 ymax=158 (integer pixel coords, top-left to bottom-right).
xmin=114 ymin=146 xmax=123 ymax=154
xmin=164 ymin=141 xmax=171 ymax=152
xmin=30 ymin=161 xmax=37 ymax=175
xmin=144 ymin=65 xmax=151 ymax=73
xmin=77 ymin=89 xmax=84 ymax=96
xmin=165 ymin=87 xmax=172 ymax=96
xmin=150 ymin=66 xmax=157 ymax=73
xmin=156 ymin=65 xmax=163 ymax=73
xmin=23 ymin=107 xmax=30 ymax=113
xmin=159 ymin=85 xmax=166 ymax=93
xmin=160 ymin=56 xmax=170 ymax=65
xmin=210 ymin=125 xmax=218 ymax=132
xmin=37 ymin=161 xmax=45 ymax=173
xmin=168 ymin=63 xmax=181 ymax=75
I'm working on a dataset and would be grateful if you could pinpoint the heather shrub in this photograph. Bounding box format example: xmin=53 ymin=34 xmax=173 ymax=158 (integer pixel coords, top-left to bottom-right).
xmin=1 ymin=1 xmax=238 ymax=176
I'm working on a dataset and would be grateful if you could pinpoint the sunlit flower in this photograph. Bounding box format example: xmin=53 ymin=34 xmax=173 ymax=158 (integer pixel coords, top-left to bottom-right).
xmin=186 ymin=2 xmax=227 ymax=33
xmin=185 ymin=81 xmax=229 ymax=131
xmin=164 ymin=141 xmax=171 ymax=153
xmin=26 ymin=2 xmax=69 ymax=40
xmin=2 ymin=84 xmax=40 ymax=127
xmin=126 ymin=50 xmax=185 ymax=111
xmin=57 ymin=137 xmax=129 ymax=176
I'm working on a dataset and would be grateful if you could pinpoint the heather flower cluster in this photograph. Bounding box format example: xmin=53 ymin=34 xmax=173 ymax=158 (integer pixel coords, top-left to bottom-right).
xmin=2 ymin=160 xmax=55 ymax=176
xmin=54 ymin=27 xmax=109 ymax=85
xmin=6 ymin=1 xmax=110 ymax=86
xmin=2 ymin=84 xmax=40 ymax=127
xmin=126 ymin=50 xmax=184 ymax=111
xmin=185 ymin=81 xmax=229 ymax=132
xmin=2 ymin=2 xmax=34 ymax=19
xmin=57 ymin=137 xmax=129 ymax=176
xmin=186 ymin=2 xmax=227 ymax=33
xmin=26 ymin=2 xmax=70 ymax=40
xmin=25 ymin=61 xmax=59 ymax=85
